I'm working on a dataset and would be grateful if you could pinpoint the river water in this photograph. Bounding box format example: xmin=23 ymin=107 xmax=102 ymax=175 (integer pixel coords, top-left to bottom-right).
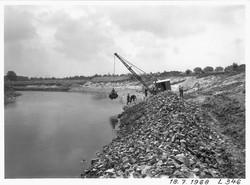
xmin=4 ymin=91 xmax=123 ymax=178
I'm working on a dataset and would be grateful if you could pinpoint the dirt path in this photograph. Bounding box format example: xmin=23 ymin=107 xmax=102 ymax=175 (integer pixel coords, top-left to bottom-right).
xmin=207 ymin=112 xmax=245 ymax=178
xmin=185 ymin=89 xmax=245 ymax=178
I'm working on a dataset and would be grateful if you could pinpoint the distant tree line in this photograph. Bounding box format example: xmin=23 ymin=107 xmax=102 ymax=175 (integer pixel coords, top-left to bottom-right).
xmin=186 ymin=63 xmax=245 ymax=75
xmin=4 ymin=71 xmax=133 ymax=82
xmin=4 ymin=62 xmax=245 ymax=82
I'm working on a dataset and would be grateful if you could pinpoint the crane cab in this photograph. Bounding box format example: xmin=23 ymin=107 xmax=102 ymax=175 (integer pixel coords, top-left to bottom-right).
xmin=155 ymin=79 xmax=171 ymax=92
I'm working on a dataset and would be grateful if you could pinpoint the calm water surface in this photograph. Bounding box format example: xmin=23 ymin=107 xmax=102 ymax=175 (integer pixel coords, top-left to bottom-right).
xmin=5 ymin=91 xmax=122 ymax=178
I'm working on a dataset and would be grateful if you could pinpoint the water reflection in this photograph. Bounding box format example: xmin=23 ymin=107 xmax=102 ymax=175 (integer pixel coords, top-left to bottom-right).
xmin=91 ymin=92 xmax=108 ymax=100
xmin=4 ymin=101 xmax=17 ymax=108
xmin=109 ymin=115 xmax=119 ymax=137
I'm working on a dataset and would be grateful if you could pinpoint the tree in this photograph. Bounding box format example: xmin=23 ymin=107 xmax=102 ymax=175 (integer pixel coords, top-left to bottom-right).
xmin=224 ymin=65 xmax=233 ymax=72
xmin=232 ymin=63 xmax=238 ymax=71
xmin=224 ymin=63 xmax=241 ymax=72
xmin=17 ymin=76 xmax=29 ymax=81
xmin=237 ymin=64 xmax=245 ymax=72
xmin=203 ymin=66 xmax=214 ymax=73
xmin=6 ymin=71 xmax=17 ymax=81
xmin=185 ymin=69 xmax=192 ymax=74
xmin=215 ymin=66 xmax=224 ymax=73
xmin=193 ymin=67 xmax=203 ymax=74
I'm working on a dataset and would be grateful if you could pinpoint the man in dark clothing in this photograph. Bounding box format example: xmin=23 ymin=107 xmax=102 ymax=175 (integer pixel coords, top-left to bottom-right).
xmin=145 ymin=89 xmax=148 ymax=97
xmin=131 ymin=95 xmax=137 ymax=102
xmin=152 ymin=87 xmax=156 ymax=95
xmin=179 ymin=85 xmax=184 ymax=98
xmin=127 ymin=93 xmax=130 ymax=105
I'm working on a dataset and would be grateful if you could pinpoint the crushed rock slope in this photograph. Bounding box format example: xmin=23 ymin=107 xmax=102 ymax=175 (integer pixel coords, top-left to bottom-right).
xmin=81 ymin=91 xmax=241 ymax=178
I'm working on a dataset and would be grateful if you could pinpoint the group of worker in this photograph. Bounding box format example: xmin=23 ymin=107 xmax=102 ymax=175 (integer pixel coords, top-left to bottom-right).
xmin=127 ymin=85 xmax=184 ymax=104
xmin=114 ymin=84 xmax=186 ymax=104
xmin=127 ymin=93 xmax=137 ymax=105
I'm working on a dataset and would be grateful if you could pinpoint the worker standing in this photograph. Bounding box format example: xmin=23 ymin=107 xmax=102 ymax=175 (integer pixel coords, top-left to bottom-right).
xmin=179 ymin=85 xmax=184 ymax=98
xmin=127 ymin=93 xmax=130 ymax=105
xmin=197 ymin=82 xmax=200 ymax=93
xmin=145 ymin=89 xmax=148 ymax=97
xmin=152 ymin=87 xmax=156 ymax=95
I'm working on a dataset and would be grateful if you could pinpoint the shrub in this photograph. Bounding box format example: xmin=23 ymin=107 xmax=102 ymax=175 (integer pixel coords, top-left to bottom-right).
xmin=224 ymin=65 xmax=234 ymax=72
xmin=186 ymin=69 xmax=192 ymax=74
xmin=6 ymin=71 xmax=17 ymax=81
xmin=193 ymin=67 xmax=203 ymax=74
xmin=203 ymin=66 xmax=214 ymax=73
xmin=215 ymin=66 xmax=224 ymax=73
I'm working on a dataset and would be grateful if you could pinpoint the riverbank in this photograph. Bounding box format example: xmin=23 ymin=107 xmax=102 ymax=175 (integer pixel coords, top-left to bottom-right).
xmin=11 ymin=80 xmax=146 ymax=104
xmin=4 ymin=83 xmax=22 ymax=104
xmin=81 ymin=91 xmax=245 ymax=178
xmin=70 ymin=81 xmax=146 ymax=104
xmin=4 ymin=72 xmax=245 ymax=178
xmin=81 ymin=72 xmax=245 ymax=178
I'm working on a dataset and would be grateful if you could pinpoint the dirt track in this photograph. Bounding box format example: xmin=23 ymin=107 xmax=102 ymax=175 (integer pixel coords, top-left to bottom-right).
xmin=184 ymin=72 xmax=245 ymax=178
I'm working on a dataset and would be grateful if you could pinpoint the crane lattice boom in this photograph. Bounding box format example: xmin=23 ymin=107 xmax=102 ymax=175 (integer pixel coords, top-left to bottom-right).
xmin=114 ymin=53 xmax=153 ymax=94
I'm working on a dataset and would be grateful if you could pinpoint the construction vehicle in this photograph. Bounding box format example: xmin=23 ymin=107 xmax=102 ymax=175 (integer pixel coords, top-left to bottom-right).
xmin=114 ymin=53 xmax=171 ymax=95
xmin=155 ymin=78 xmax=171 ymax=92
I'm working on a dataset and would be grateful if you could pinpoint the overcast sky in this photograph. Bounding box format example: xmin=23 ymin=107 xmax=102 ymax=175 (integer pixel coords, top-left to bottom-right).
xmin=4 ymin=4 xmax=245 ymax=78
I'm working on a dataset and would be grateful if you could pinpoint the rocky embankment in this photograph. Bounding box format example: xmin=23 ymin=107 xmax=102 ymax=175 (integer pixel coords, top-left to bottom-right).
xmin=81 ymin=91 xmax=243 ymax=178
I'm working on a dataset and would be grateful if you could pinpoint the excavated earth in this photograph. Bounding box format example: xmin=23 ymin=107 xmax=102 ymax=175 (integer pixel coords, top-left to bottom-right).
xmin=81 ymin=86 xmax=245 ymax=178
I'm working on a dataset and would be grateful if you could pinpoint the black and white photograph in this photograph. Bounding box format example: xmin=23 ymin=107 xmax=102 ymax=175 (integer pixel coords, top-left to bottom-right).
xmin=1 ymin=0 xmax=247 ymax=183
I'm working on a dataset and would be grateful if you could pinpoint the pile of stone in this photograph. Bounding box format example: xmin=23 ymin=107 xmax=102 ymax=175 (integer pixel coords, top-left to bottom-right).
xmin=81 ymin=91 xmax=234 ymax=178
xmin=180 ymin=76 xmax=199 ymax=91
